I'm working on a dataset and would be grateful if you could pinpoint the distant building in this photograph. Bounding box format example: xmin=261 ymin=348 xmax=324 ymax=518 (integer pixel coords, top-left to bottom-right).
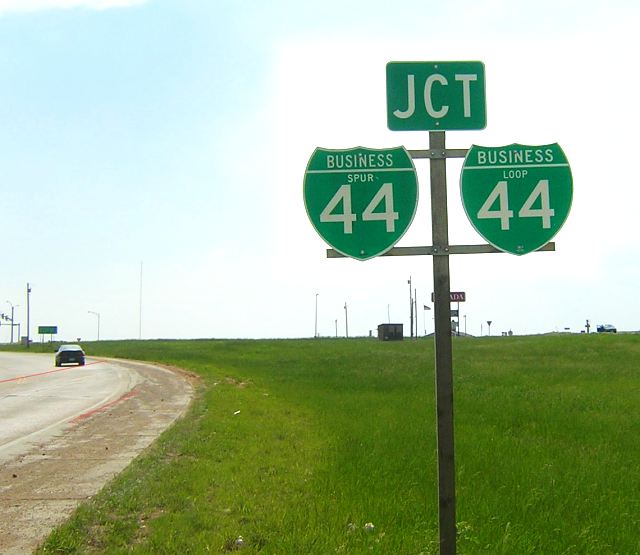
xmin=378 ymin=323 xmax=403 ymax=341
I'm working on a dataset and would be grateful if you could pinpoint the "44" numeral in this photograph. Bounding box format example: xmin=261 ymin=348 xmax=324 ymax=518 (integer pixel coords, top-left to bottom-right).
xmin=320 ymin=183 xmax=399 ymax=234
xmin=477 ymin=179 xmax=554 ymax=230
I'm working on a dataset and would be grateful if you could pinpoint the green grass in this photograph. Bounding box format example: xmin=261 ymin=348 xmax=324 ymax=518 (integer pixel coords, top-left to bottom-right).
xmin=4 ymin=334 xmax=639 ymax=553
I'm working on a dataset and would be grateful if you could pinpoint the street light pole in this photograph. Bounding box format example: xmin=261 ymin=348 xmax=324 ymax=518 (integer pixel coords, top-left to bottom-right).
xmin=88 ymin=311 xmax=100 ymax=341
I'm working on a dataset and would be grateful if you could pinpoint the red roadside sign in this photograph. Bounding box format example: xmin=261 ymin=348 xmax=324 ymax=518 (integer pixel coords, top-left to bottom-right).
xmin=432 ymin=291 xmax=466 ymax=302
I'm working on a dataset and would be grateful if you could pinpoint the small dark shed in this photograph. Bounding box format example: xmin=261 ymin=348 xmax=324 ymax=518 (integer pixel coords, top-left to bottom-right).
xmin=377 ymin=323 xmax=404 ymax=341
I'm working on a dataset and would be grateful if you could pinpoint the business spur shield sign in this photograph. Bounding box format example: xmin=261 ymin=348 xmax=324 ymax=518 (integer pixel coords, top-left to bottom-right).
xmin=303 ymin=146 xmax=418 ymax=261
xmin=460 ymin=143 xmax=573 ymax=255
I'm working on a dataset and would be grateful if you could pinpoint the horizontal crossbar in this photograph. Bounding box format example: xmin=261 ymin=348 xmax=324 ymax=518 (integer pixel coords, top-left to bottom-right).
xmin=407 ymin=148 xmax=469 ymax=159
xmin=326 ymin=242 xmax=555 ymax=258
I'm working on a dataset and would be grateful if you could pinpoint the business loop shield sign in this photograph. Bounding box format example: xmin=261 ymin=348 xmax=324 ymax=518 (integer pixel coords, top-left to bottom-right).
xmin=304 ymin=146 xmax=418 ymax=261
xmin=460 ymin=143 xmax=573 ymax=255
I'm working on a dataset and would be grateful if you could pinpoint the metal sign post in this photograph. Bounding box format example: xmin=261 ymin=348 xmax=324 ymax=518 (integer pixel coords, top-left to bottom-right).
xmin=429 ymin=130 xmax=456 ymax=554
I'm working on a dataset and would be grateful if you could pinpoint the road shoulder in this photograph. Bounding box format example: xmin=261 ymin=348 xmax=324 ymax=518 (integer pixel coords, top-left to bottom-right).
xmin=0 ymin=358 xmax=195 ymax=555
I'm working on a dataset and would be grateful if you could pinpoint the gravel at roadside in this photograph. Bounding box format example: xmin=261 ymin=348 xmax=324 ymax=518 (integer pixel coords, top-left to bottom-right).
xmin=0 ymin=358 xmax=195 ymax=555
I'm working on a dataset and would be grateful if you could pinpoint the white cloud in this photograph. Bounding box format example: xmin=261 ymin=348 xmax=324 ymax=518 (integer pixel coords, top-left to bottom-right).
xmin=0 ymin=0 xmax=145 ymax=14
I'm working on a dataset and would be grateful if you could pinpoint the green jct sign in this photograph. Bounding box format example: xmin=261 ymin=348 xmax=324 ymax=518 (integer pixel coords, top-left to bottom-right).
xmin=304 ymin=147 xmax=418 ymax=261
xmin=387 ymin=61 xmax=486 ymax=131
xmin=460 ymin=143 xmax=573 ymax=255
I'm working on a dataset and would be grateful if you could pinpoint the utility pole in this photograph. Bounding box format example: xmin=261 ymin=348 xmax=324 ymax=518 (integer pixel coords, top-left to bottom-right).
xmin=6 ymin=301 xmax=18 ymax=344
xmin=139 ymin=262 xmax=143 ymax=340
xmin=414 ymin=288 xmax=418 ymax=338
xmin=314 ymin=293 xmax=319 ymax=338
xmin=408 ymin=276 xmax=413 ymax=338
xmin=26 ymin=283 xmax=31 ymax=348
xmin=344 ymin=302 xmax=349 ymax=338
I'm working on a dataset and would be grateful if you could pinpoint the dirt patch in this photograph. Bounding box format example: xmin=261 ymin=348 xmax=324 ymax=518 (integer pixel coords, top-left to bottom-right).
xmin=0 ymin=359 xmax=195 ymax=554
xmin=224 ymin=376 xmax=251 ymax=388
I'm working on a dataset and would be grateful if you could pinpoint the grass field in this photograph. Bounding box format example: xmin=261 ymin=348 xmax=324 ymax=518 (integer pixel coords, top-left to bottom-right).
xmin=4 ymin=334 xmax=639 ymax=553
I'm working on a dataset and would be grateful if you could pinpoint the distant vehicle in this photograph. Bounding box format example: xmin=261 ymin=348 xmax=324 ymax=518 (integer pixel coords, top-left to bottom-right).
xmin=596 ymin=324 xmax=617 ymax=333
xmin=55 ymin=344 xmax=86 ymax=366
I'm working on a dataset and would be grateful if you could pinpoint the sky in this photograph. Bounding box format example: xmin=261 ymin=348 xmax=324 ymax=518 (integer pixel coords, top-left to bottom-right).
xmin=1 ymin=0 xmax=639 ymax=342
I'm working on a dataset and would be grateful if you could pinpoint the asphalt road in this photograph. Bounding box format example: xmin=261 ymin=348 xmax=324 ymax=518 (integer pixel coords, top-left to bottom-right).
xmin=0 ymin=352 xmax=194 ymax=554
xmin=0 ymin=352 xmax=140 ymax=462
